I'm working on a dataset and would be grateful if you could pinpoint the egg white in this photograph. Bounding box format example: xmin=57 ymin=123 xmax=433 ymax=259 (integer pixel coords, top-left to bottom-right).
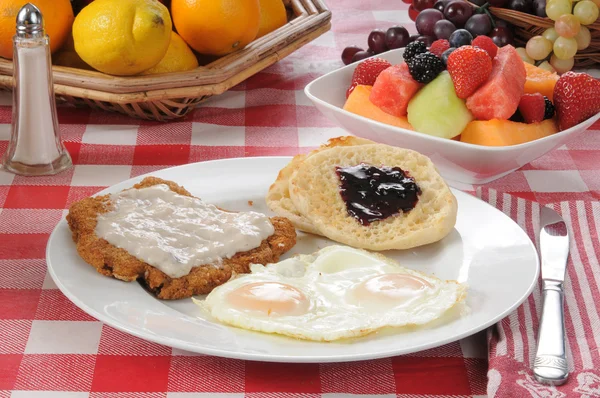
xmin=195 ymin=245 xmax=467 ymax=342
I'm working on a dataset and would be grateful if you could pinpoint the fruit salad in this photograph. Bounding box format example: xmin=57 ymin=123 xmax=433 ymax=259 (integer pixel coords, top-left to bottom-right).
xmin=342 ymin=39 xmax=600 ymax=147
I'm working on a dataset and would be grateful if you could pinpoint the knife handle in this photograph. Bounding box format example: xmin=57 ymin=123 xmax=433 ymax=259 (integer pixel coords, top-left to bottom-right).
xmin=533 ymin=279 xmax=569 ymax=386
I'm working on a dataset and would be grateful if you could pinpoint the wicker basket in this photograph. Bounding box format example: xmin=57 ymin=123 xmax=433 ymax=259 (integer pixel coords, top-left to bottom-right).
xmin=486 ymin=6 xmax=600 ymax=67
xmin=0 ymin=0 xmax=331 ymax=121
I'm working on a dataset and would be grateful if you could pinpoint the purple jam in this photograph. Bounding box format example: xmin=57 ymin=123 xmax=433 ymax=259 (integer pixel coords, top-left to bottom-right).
xmin=335 ymin=164 xmax=421 ymax=226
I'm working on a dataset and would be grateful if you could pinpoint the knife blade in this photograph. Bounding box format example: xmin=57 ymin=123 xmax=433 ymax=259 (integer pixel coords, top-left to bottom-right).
xmin=532 ymin=206 xmax=570 ymax=386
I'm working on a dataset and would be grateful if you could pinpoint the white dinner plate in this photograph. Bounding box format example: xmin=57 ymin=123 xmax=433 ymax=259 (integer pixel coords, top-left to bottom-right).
xmin=47 ymin=157 xmax=539 ymax=363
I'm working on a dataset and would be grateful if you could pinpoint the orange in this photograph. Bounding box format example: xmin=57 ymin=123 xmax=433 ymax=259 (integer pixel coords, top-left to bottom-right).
xmin=171 ymin=0 xmax=260 ymax=56
xmin=0 ymin=0 xmax=74 ymax=59
xmin=256 ymin=0 xmax=287 ymax=39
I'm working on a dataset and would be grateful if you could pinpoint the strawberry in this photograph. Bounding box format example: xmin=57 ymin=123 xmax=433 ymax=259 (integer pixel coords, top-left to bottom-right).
xmin=518 ymin=93 xmax=545 ymax=123
xmin=446 ymin=46 xmax=492 ymax=99
xmin=346 ymin=82 xmax=358 ymax=98
xmin=472 ymin=35 xmax=497 ymax=60
xmin=350 ymin=57 xmax=392 ymax=87
xmin=554 ymin=71 xmax=600 ymax=130
xmin=429 ymin=39 xmax=450 ymax=57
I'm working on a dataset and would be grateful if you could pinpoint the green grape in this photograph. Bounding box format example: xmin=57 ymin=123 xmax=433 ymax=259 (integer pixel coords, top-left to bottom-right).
xmin=543 ymin=27 xmax=560 ymax=42
xmin=526 ymin=36 xmax=554 ymax=60
xmin=546 ymin=0 xmax=574 ymax=20
xmin=550 ymin=54 xmax=575 ymax=73
xmin=575 ymin=26 xmax=591 ymax=49
xmin=555 ymin=14 xmax=581 ymax=38
xmin=538 ymin=61 xmax=557 ymax=73
xmin=553 ymin=36 xmax=578 ymax=59
xmin=573 ymin=1 xmax=599 ymax=25
xmin=516 ymin=47 xmax=535 ymax=64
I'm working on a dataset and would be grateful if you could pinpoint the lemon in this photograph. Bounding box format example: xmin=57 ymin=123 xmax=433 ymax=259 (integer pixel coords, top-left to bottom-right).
xmin=72 ymin=0 xmax=172 ymax=76
xmin=52 ymin=33 xmax=93 ymax=70
xmin=141 ymin=32 xmax=199 ymax=75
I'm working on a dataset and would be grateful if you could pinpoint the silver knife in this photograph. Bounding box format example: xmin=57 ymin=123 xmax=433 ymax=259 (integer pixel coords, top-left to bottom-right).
xmin=533 ymin=206 xmax=570 ymax=386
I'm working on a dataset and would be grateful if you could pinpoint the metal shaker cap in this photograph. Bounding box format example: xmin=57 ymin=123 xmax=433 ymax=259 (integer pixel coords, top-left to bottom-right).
xmin=16 ymin=3 xmax=44 ymax=38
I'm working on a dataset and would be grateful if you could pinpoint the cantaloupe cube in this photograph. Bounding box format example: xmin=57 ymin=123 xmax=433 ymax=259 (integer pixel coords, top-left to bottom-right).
xmin=343 ymin=85 xmax=414 ymax=130
xmin=460 ymin=118 xmax=557 ymax=146
xmin=524 ymin=62 xmax=559 ymax=101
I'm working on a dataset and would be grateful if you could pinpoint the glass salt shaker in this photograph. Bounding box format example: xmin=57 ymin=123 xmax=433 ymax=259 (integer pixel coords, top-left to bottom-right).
xmin=1 ymin=3 xmax=72 ymax=176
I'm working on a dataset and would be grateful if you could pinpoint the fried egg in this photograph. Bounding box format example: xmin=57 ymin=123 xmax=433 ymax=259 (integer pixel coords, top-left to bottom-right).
xmin=195 ymin=245 xmax=466 ymax=341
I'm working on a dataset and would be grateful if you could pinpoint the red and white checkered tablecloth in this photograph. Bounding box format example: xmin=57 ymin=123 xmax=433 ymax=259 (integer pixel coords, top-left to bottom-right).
xmin=1 ymin=0 xmax=600 ymax=396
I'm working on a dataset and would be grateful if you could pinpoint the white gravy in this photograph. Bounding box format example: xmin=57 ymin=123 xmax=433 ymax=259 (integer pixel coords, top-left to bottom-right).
xmin=95 ymin=184 xmax=274 ymax=279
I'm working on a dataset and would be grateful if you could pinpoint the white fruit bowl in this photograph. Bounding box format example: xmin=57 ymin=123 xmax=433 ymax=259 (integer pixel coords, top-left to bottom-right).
xmin=305 ymin=48 xmax=600 ymax=186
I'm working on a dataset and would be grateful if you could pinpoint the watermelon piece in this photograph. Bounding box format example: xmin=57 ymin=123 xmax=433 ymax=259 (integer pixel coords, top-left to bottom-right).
xmin=465 ymin=45 xmax=526 ymax=120
xmin=369 ymin=63 xmax=423 ymax=117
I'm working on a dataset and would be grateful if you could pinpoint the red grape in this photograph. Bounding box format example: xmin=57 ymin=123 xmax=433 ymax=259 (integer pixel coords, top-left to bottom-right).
xmin=409 ymin=34 xmax=420 ymax=43
xmin=444 ymin=1 xmax=473 ymax=27
xmin=341 ymin=46 xmax=363 ymax=65
xmin=409 ymin=5 xmax=420 ymax=21
xmin=488 ymin=0 xmax=508 ymax=6
xmin=415 ymin=9 xmax=444 ymax=36
xmin=414 ymin=0 xmax=436 ymax=11
xmin=402 ymin=0 xmax=412 ymax=4
xmin=465 ymin=14 xmax=491 ymax=36
xmin=533 ymin=0 xmax=547 ymax=16
xmin=368 ymin=29 xmax=388 ymax=54
xmin=351 ymin=50 xmax=373 ymax=63
xmin=489 ymin=27 xmax=514 ymax=47
xmin=434 ymin=19 xmax=457 ymax=39
xmin=386 ymin=26 xmax=410 ymax=49
xmin=508 ymin=0 xmax=533 ymax=13
xmin=416 ymin=35 xmax=436 ymax=46
xmin=495 ymin=19 xmax=509 ymax=28
xmin=433 ymin=0 xmax=447 ymax=11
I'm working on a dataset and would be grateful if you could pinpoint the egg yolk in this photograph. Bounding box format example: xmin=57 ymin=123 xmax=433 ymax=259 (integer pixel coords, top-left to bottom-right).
xmin=227 ymin=282 xmax=310 ymax=317
xmin=355 ymin=273 xmax=433 ymax=304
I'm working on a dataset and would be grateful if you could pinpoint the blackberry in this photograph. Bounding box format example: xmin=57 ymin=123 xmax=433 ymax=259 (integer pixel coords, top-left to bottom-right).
xmin=407 ymin=52 xmax=445 ymax=84
xmin=403 ymin=41 xmax=427 ymax=62
xmin=543 ymin=96 xmax=555 ymax=120
xmin=509 ymin=109 xmax=524 ymax=123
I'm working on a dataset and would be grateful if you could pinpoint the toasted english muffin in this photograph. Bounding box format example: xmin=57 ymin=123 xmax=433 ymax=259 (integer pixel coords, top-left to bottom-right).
xmin=265 ymin=136 xmax=375 ymax=234
xmin=288 ymin=144 xmax=457 ymax=251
